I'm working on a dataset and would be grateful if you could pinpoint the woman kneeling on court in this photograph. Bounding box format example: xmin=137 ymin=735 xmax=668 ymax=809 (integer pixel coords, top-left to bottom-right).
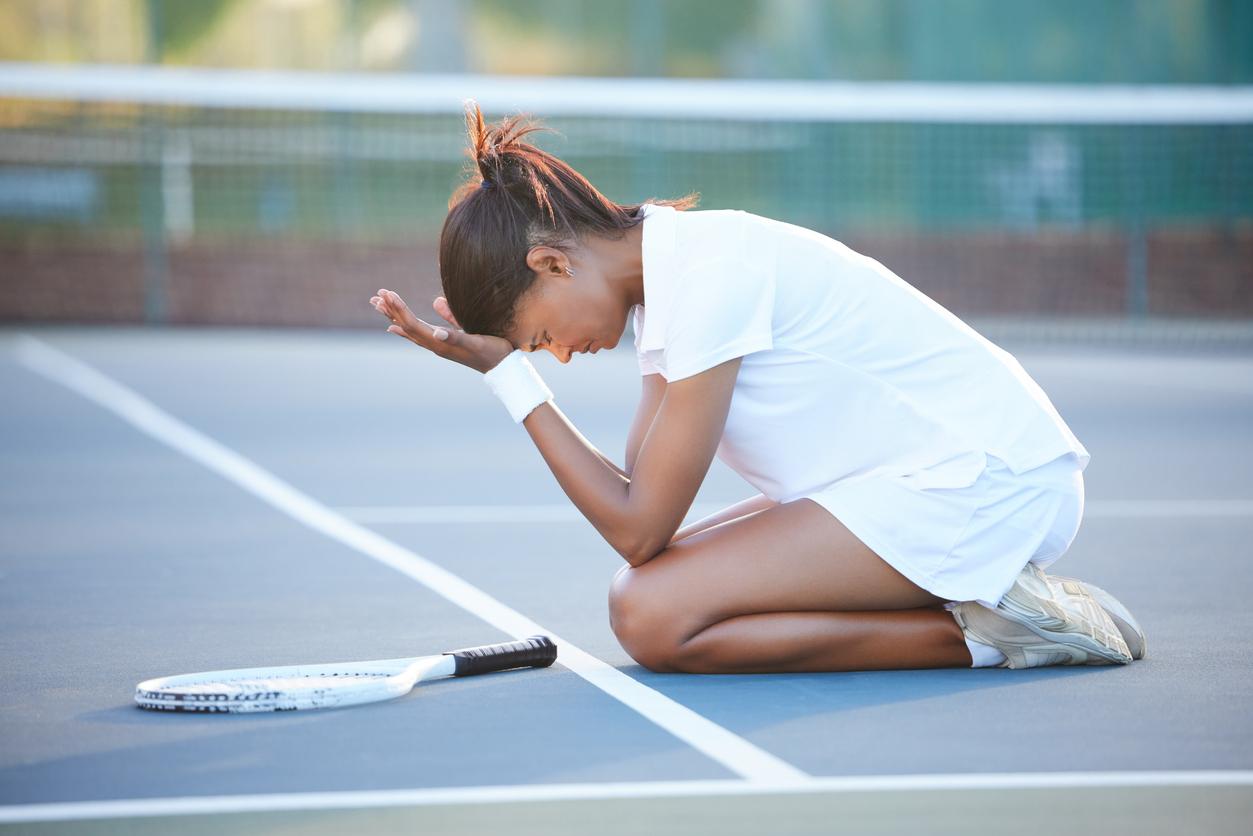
xmin=369 ymin=103 xmax=1147 ymax=674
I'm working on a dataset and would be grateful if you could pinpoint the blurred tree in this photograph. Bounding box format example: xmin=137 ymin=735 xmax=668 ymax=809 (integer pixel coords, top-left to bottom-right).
xmin=475 ymin=0 xmax=755 ymax=76
xmin=409 ymin=0 xmax=468 ymax=73
xmin=2 ymin=0 xmax=1248 ymax=82
xmin=146 ymin=0 xmax=241 ymax=60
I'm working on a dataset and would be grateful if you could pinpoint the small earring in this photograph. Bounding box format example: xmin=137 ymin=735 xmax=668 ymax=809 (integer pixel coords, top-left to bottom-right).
xmin=565 ymin=267 xmax=574 ymax=276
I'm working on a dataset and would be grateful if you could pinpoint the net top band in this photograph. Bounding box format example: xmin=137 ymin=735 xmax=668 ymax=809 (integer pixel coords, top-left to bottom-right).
xmin=3 ymin=62 xmax=1253 ymax=124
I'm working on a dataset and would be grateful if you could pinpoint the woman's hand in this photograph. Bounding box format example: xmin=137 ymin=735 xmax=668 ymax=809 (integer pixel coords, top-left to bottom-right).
xmin=370 ymin=288 xmax=514 ymax=374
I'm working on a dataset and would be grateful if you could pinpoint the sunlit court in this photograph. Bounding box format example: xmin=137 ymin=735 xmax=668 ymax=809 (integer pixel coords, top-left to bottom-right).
xmin=2 ymin=2 xmax=1252 ymax=834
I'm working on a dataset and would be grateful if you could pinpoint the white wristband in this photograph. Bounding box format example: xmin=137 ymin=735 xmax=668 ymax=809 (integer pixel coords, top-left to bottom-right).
xmin=482 ymin=349 xmax=554 ymax=423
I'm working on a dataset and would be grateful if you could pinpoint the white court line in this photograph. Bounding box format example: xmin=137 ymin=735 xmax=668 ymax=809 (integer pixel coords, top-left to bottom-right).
xmin=2 ymin=771 xmax=1251 ymax=823
xmin=12 ymin=333 xmax=805 ymax=784
xmin=335 ymin=499 xmax=1253 ymax=525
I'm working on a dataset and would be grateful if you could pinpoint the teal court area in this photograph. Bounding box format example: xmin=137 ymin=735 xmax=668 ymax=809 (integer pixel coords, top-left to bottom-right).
xmin=1 ymin=326 xmax=1251 ymax=834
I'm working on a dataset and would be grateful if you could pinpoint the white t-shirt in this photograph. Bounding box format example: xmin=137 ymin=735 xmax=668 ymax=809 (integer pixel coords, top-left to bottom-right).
xmin=631 ymin=202 xmax=1090 ymax=504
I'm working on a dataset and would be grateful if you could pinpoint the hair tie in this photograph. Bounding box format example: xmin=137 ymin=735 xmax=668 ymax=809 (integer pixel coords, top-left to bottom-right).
xmin=480 ymin=179 xmax=494 ymax=190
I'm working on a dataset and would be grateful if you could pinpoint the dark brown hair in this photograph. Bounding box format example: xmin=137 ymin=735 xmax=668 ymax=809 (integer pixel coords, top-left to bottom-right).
xmin=438 ymin=100 xmax=699 ymax=341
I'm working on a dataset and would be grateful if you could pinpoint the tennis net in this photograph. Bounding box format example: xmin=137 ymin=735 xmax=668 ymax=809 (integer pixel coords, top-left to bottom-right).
xmin=2 ymin=63 xmax=1251 ymax=345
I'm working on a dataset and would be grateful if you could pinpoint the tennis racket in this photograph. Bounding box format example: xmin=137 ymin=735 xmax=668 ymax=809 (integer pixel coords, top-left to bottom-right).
xmin=134 ymin=635 xmax=557 ymax=713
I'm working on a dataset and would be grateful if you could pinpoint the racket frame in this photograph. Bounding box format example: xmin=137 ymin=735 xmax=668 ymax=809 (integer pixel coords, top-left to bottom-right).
xmin=134 ymin=635 xmax=557 ymax=713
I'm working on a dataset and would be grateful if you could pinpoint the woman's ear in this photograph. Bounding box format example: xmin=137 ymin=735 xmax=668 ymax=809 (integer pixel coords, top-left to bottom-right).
xmin=525 ymin=245 xmax=568 ymax=278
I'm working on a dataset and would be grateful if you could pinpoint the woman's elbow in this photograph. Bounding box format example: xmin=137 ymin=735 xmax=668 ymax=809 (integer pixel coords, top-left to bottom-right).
xmin=619 ymin=541 xmax=654 ymax=568
xmin=621 ymin=530 xmax=671 ymax=567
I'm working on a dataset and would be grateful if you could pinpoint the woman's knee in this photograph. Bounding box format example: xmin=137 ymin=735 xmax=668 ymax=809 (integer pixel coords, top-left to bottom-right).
xmin=607 ymin=566 xmax=683 ymax=672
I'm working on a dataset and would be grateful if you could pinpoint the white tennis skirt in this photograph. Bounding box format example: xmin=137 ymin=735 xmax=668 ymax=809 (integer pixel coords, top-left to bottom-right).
xmin=802 ymin=450 xmax=1086 ymax=609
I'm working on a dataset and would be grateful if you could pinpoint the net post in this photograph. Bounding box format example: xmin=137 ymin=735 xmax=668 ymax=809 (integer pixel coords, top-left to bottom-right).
xmin=1125 ymin=217 xmax=1149 ymax=321
xmin=138 ymin=105 xmax=170 ymax=325
xmin=1123 ymin=125 xmax=1150 ymax=322
xmin=139 ymin=0 xmax=169 ymax=326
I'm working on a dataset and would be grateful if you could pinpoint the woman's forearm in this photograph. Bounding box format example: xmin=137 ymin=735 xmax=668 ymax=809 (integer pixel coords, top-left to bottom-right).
xmin=522 ymin=400 xmax=636 ymax=558
xmin=592 ymin=449 xmax=629 ymax=480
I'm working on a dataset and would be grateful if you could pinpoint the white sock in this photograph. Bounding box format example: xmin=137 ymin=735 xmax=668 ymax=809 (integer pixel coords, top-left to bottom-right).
xmin=965 ymin=637 xmax=1007 ymax=668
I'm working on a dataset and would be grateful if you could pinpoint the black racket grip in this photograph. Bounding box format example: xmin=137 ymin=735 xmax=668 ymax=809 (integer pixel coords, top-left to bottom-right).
xmin=443 ymin=635 xmax=557 ymax=677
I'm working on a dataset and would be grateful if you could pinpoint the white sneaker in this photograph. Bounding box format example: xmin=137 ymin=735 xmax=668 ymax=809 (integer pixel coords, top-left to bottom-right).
xmin=1047 ymin=574 xmax=1147 ymax=660
xmin=952 ymin=601 xmax=1088 ymax=668
xmin=995 ymin=562 xmax=1133 ymax=666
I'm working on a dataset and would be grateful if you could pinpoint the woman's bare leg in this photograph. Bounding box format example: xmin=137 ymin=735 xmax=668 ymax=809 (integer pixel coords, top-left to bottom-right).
xmin=667 ymin=609 xmax=970 ymax=673
xmin=608 ymin=497 xmax=974 ymax=673
xmin=669 ymin=493 xmax=778 ymax=545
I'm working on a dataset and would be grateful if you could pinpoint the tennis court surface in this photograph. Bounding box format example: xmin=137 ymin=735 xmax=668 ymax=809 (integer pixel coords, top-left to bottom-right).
xmin=1 ymin=324 xmax=1251 ymax=835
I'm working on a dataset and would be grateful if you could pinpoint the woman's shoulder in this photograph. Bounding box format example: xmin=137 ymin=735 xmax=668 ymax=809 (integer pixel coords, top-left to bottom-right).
xmin=672 ymin=207 xmax=754 ymax=257
xmin=677 ymin=206 xmax=822 ymax=249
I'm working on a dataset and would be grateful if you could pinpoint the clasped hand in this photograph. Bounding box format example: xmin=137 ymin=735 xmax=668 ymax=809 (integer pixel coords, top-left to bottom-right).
xmin=370 ymin=288 xmax=514 ymax=374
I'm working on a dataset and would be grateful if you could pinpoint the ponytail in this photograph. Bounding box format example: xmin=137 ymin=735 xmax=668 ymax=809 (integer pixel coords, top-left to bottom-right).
xmin=438 ymin=100 xmax=699 ymax=340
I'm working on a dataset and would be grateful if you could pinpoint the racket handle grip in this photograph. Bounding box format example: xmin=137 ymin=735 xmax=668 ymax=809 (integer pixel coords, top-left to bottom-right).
xmin=443 ymin=635 xmax=557 ymax=677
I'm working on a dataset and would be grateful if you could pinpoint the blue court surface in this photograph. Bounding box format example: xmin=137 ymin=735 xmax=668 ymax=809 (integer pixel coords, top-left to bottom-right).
xmin=2 ymin=325 xmax=1251 ymax=835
